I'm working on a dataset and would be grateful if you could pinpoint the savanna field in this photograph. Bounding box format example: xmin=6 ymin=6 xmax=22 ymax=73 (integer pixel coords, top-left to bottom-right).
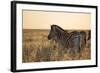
xmin=22 ymin=29 xmax=91 ymax=63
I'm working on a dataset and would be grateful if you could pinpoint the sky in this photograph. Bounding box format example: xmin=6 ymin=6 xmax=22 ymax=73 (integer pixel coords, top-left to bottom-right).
xmin=23 ymin=10 xmax=91 ymax=30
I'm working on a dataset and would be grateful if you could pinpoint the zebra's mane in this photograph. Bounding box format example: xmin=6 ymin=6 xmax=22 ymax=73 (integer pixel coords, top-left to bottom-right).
xmin=51 ymin=25 xmax=68 ymax=36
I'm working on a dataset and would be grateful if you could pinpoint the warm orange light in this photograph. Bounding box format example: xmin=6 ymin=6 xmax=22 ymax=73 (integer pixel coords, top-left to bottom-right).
xmin=23 ymin=10 xmax=91 ymax=30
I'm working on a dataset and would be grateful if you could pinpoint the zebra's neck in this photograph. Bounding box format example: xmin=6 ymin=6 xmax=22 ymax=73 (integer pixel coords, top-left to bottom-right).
xmin=57 ymin=31 xmax=69 ymax=48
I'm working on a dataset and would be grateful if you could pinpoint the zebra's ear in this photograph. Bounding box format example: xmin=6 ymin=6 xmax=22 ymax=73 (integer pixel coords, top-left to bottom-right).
xmin=51 ymin=25 xmax=55 ymax=30
xmin=51 ymin=24 xmax=55 ymax=29
xmin=51 ymin=25 xmax=53 ymax=30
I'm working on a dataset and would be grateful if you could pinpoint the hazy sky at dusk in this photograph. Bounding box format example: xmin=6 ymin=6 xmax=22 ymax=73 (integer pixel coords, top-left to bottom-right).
xmin=23 ymin=10 xmax=91 ymax=30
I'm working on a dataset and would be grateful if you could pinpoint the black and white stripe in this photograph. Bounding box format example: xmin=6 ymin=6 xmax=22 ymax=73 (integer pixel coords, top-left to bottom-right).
xmin=48 ymin=25 xmax=87 ymax=57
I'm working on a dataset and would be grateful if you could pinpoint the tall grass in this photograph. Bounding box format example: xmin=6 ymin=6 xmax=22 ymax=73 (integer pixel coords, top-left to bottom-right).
xmin=22 ymin=29 xmax=91 ymax=63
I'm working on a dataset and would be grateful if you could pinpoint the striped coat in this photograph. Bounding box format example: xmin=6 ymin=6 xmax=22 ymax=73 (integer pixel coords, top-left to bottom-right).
xmin=48 ymin=25 xmax=87 ymax=56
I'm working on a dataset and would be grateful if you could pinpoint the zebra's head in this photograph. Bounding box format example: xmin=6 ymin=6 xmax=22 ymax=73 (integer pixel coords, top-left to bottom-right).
xmin=48 ymin=24 xmax=66 ymax=41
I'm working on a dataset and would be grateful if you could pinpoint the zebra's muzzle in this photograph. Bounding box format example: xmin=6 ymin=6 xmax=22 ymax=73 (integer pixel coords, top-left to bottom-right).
xmin=48 ymin=35 xmax=51 ymax=40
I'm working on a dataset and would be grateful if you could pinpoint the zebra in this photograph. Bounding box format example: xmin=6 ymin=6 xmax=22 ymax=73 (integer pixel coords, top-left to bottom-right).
xmin=86 ymin=30 xmax=91 ymax=48
xmin=48 ymin=24 xmax=87 ymax=59
xmin=48 ymin=25 xmax=69 ymax=49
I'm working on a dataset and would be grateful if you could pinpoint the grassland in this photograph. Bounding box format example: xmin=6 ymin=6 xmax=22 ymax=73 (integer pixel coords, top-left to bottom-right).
xmin=22 ymin=29 xmax=91 ymax=63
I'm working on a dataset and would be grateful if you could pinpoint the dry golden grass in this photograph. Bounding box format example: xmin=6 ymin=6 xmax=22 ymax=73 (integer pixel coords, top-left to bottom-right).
xmin=22 ymin=29 xmax=91 ymax=63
